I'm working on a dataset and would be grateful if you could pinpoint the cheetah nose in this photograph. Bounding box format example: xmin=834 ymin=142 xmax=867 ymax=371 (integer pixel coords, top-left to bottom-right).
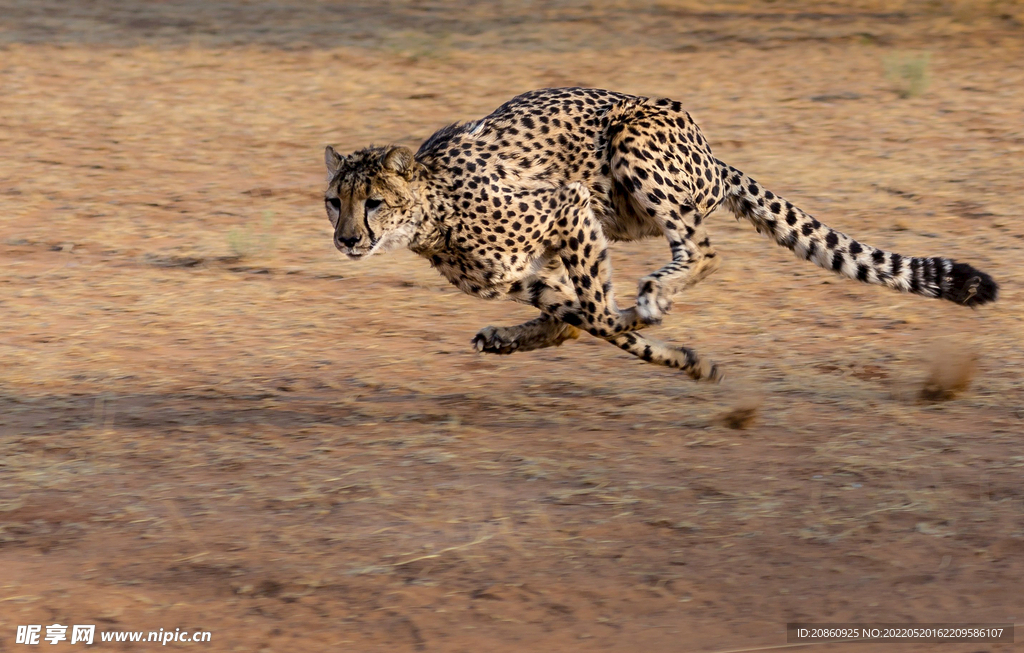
xmin=336 ymin=235 xmax=359 ymax=249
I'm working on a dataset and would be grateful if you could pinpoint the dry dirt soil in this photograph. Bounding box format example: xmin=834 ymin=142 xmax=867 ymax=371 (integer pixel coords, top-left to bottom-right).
xmin=1 ymin=1 xmax=1023 ymax=651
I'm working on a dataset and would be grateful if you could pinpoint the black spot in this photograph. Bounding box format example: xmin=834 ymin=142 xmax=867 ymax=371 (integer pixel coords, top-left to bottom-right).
xmin=780 ymin=229 xmax=797 ymax=250
xmin=825 ymin=231 xmax=839 ymax=249
xmin=831 ymin=252 xmax=844 ymax=272
xmin=806 ymin=240 xmax=818 ymax=260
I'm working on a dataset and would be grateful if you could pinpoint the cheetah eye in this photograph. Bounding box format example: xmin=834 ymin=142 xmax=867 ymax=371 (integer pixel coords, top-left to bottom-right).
xmin=364 ymin=198 xmax=383 ymax=211
xmin=326 ymin=197 xmax=341 ymax=210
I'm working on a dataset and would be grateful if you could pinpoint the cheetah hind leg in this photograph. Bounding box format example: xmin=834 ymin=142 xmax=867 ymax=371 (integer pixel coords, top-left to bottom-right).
xmin=637 ymin=252 xmax=722 ymax=323
xmin=473 ymin=314 xmax=581 ymax=355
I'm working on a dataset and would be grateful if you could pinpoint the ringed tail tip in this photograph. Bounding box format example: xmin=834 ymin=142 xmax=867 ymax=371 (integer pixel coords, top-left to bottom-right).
xmin=942 ymin=262 xmax=998 ymax=307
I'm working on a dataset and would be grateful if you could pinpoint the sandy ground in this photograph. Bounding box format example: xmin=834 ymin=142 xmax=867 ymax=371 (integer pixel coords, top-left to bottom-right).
xmin=1 ymin=1 xmax=1023 ymax=651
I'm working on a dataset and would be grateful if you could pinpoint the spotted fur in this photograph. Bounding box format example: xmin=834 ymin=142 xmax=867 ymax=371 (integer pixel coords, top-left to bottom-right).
xmin=324 ymin=88 xmax=997 ymax=382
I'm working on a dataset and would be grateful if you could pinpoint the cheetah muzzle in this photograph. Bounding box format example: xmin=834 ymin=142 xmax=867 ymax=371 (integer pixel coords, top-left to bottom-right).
xmin=323 ymin=88 xmax=998 ymax=383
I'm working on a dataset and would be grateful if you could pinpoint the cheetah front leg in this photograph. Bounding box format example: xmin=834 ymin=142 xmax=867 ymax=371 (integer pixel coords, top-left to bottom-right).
xmin=607 ymin=331 xmax=722 ymax=382
xmin=547 ymin=183 xmax=650 ymax=338
xmin=472 ymin=314 xmax=581 ymax=355
xmin=471 ymin=256 xmax=619 ymax=356
xmin=500 ymin=263 xmax=721 ymax=382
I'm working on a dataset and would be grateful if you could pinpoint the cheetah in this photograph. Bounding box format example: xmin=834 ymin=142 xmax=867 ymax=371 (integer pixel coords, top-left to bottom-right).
xmin=324 ymin=88 xmax=997 ymax=382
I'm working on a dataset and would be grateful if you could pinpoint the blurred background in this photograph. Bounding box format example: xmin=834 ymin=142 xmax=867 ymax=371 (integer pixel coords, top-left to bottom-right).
xmin=1 ymin=1 xmax=1022 ymax=650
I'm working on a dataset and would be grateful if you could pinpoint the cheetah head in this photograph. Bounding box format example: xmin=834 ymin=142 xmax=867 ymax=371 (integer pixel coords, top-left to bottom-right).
xmin=324 ymin=145 xmax=420 ymax=259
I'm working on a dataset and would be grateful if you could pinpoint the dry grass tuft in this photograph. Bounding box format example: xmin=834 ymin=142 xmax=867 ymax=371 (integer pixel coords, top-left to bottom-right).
xmin=919 ymin=343 xmax=978 ymax=402
xmin=716 ymin=385 xmax=762 ymax=430
xmin=884 ymin=52 xmax=931 ymax=98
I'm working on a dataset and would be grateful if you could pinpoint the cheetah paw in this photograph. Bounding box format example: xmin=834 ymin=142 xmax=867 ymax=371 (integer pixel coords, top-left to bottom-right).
xmin=636 ymin=277 xmax=672 ymax=325
xmin=472 ymin=326 xmax=520 ymax=355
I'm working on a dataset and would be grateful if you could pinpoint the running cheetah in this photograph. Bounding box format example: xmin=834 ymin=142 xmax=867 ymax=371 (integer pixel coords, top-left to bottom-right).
xmin=324 ymin=88 xmax=997 ymax=382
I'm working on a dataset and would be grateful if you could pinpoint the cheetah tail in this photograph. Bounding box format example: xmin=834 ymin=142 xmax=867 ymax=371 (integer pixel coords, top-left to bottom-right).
xmin=715 ymin=160 xmax=998 ymax=307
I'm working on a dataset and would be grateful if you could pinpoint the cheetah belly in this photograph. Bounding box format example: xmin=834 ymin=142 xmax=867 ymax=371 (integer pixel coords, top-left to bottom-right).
xmin=589 ymin=177 xmax=663 ymax=243
xmin=430 ymin=248 xmax=552 ymax=301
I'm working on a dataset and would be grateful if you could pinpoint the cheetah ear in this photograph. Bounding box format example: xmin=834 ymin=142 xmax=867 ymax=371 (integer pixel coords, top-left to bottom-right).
xmin=324 ymin=146 xmax=344 ymax=179
xmin=382 ymin=146 xmax=415 ymax=178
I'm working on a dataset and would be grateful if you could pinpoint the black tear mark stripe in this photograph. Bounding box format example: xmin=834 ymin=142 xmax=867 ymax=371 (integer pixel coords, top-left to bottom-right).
xmin=363 ymin=203 xmax=376 ymax=243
